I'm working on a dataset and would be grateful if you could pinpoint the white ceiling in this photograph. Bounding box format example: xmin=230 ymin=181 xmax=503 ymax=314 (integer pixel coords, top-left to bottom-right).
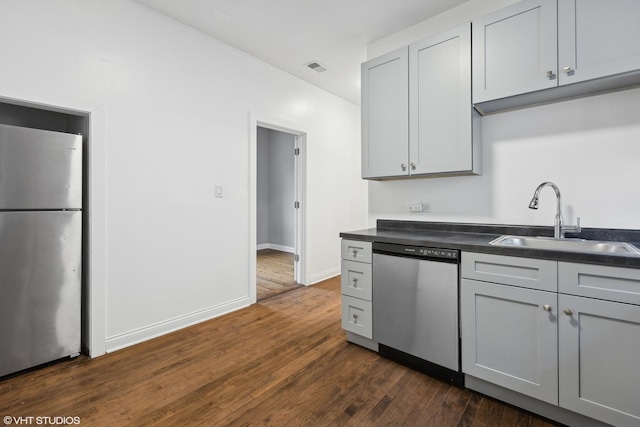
xmin=133 ymin=0 xmax=468 ymax=106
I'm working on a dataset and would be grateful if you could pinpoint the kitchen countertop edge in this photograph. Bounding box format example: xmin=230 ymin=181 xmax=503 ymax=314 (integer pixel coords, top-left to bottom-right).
xmin=340 ymin=221 xmax=640 ymax=269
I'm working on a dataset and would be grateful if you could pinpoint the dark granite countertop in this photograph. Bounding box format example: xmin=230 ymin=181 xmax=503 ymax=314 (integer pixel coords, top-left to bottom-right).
xmin=340 ymin=220 xmax=640 ymax=269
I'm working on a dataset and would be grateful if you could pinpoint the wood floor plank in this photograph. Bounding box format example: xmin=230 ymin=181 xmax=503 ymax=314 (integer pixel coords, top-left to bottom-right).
xmin=0 ymin=276 xmax=561 ymax=427
xmin=257 ymin=249 xmax=301 ymax=301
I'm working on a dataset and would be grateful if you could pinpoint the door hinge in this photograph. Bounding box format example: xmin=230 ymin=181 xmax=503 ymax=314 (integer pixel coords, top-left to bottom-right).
xmin=294 ymin=148 xmax=300 ymax=156
xmin=294 ymin=201 xmax=300 ymax=209
xmin=294 ymin=254 xmax=300 ymax=262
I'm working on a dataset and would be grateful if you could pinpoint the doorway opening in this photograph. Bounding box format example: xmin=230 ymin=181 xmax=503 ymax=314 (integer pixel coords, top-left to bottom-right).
xmin=249 ymin=117 xmax=307 ymax=303
xmin=256 ymin=127 xmax=303 ymax=301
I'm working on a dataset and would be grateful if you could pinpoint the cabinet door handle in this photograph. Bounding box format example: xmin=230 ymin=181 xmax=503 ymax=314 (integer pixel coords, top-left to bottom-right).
xmin=410 ymin=162 xmax=416 ymax=171
xmin=563 ymin=66 xmax=572 ymax=73
xmin=401 ymin=163 xmax=407 ymax=171
xmin=543 ymin=304 xmax=552 ymax=312
xmin=545 ymin=70 xmax=555 ymax=78
xmin=563 ymin=308 xmax=574 ymax=316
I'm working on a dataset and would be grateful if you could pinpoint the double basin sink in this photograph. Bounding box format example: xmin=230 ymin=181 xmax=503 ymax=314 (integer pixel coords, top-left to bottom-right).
xmin=489 ymin=235 xmax=640 ymax=256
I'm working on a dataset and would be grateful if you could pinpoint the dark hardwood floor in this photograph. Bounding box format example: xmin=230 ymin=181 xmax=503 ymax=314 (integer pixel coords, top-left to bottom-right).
xmin=257 ymin=249 xmax=301 ymax=301
xmin=0 ymin=276 xmax=560 ymax=426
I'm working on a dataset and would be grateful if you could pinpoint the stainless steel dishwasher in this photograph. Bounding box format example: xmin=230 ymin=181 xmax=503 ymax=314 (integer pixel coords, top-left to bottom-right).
xmin=373 ymin=242 xmax=463 ymax=386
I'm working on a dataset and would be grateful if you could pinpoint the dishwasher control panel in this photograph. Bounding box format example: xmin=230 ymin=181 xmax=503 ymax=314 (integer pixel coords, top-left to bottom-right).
xmin=373 ymin=242 xmax=459 ymax=261
xmin=417 ymin=248 xmax=458 ymax=259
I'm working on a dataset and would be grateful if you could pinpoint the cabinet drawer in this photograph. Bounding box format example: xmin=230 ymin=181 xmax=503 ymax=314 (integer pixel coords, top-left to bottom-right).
xmin=341 ymin=239 xmax=372 ymax=263
xmin=559 ymin=262 xmax=640 ymax=305
xmin=462 ymin=252 xmax=557 ymax=292
xmin=341 ymin=260 xmax=372 ymax=301
xmin=341 ymin=295 xmax=373 ymax=339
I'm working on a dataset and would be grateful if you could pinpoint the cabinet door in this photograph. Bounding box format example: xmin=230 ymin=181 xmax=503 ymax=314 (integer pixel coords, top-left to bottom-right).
xmin=472 ymin=0 xmax=557 ymax=103
xmin=409 ymin=23 xmax=478 ymax=175
xmin=461 ymin=279 xmax=558 ymax=404
xmin=558 ymin=0 xmax=640 ymax=86
xmin=559 ymin=294 xmax=640 ymax=426
xmin=361 ymin=47 xmax=409 ymax=179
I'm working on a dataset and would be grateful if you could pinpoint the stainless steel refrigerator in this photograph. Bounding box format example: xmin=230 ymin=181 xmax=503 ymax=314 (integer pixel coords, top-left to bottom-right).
xmin=0 ymin=123 xmax=82 ymax=378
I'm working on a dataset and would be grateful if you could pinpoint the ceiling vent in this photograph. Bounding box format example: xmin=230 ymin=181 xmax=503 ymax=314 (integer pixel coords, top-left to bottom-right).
xmin=305 ymin=61 xmax=328 ymax=73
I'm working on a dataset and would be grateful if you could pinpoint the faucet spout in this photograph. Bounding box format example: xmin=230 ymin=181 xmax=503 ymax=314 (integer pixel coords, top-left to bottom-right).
xmin=529 ymin=182 xmax=564 ymax=238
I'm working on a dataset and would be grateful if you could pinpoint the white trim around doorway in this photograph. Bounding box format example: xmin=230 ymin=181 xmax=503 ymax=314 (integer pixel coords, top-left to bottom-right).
xmin=249 ymin=113 xmax=308 ymax=304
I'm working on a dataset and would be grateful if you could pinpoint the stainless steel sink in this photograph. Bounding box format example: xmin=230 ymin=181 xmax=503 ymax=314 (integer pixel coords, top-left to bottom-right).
xmin=489 ymin=235 xmax=640 ymax=256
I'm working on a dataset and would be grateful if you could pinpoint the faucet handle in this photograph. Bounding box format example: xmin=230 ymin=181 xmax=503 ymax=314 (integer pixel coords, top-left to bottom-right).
xmin=562 ymin=216 xmax=581 ymax=234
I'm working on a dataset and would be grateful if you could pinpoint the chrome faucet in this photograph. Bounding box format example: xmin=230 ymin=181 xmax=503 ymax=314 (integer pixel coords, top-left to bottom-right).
xmin=528 ymin=182 xmax=580 ymax=239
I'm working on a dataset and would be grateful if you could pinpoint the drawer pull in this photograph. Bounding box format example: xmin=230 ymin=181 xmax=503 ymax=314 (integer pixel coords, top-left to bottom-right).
xmin=563 ymin=308 xmax=574 ymax=316
xmin=352 ymin=277 xmax=358 ymax=287
xmin=543 ymin=304 xmax=552 ymax=312
xmin=352 ymin=249 xmax=358 ymax=257
xmin=352 ymin=314 xmax=358 ymax=321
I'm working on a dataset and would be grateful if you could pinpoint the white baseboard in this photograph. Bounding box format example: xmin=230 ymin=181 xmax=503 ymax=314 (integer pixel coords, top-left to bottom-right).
xmin=308 ymin=267 xmax=340 ymax=286
xmin=105 ymin=297 xmax=250 ymax=353
xmin=256 ymin=243 xmax=294 ymax=253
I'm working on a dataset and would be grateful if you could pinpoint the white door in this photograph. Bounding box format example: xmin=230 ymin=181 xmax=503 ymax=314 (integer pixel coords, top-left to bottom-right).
xmin=293 ymin=135 xmax=305 ymax=285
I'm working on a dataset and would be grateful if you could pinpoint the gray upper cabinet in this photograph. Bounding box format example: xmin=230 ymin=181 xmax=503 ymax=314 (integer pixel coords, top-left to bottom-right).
xmin=361 ymin=47 xmax=409 ymax=179
xmin=362 ymin=24 xmax=480 ymax=179
xmin=473 ymin=0 xmax=640 ymax=114
xmin=409 ymin=23 xmax=480 ymax=176
xmin=472 ymin=0 xmax=558 ymax=104
xmin=558 ymin=0 xmax=640 ymax=85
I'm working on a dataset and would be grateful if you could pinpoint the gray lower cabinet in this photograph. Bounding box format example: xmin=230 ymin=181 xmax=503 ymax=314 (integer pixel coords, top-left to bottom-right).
xmin=340 ymin=240 xmax=375 ymax=347
xmin=461 ymin=279 xmax=559 ymax=405
xmin=461 ymin=252 xmax=559 ymax=404
xmin=462 ymin=252 xmax=640 ymax=426
xmin=558 ymin=262 xmax=640 ymax=427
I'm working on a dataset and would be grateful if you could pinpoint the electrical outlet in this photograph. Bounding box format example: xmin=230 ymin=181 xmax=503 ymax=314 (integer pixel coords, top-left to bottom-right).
xmin=409 ymin=203 xmax=430 ymax=213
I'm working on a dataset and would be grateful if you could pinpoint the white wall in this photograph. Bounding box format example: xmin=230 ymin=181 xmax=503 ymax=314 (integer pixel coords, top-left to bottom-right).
xmin=256 ymin=127 xmax=295 ymax=251
xmin=367 ymin=0 xmax=640 ymax=231
xmin=0 ymin=0 xmax=366 ymax=354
